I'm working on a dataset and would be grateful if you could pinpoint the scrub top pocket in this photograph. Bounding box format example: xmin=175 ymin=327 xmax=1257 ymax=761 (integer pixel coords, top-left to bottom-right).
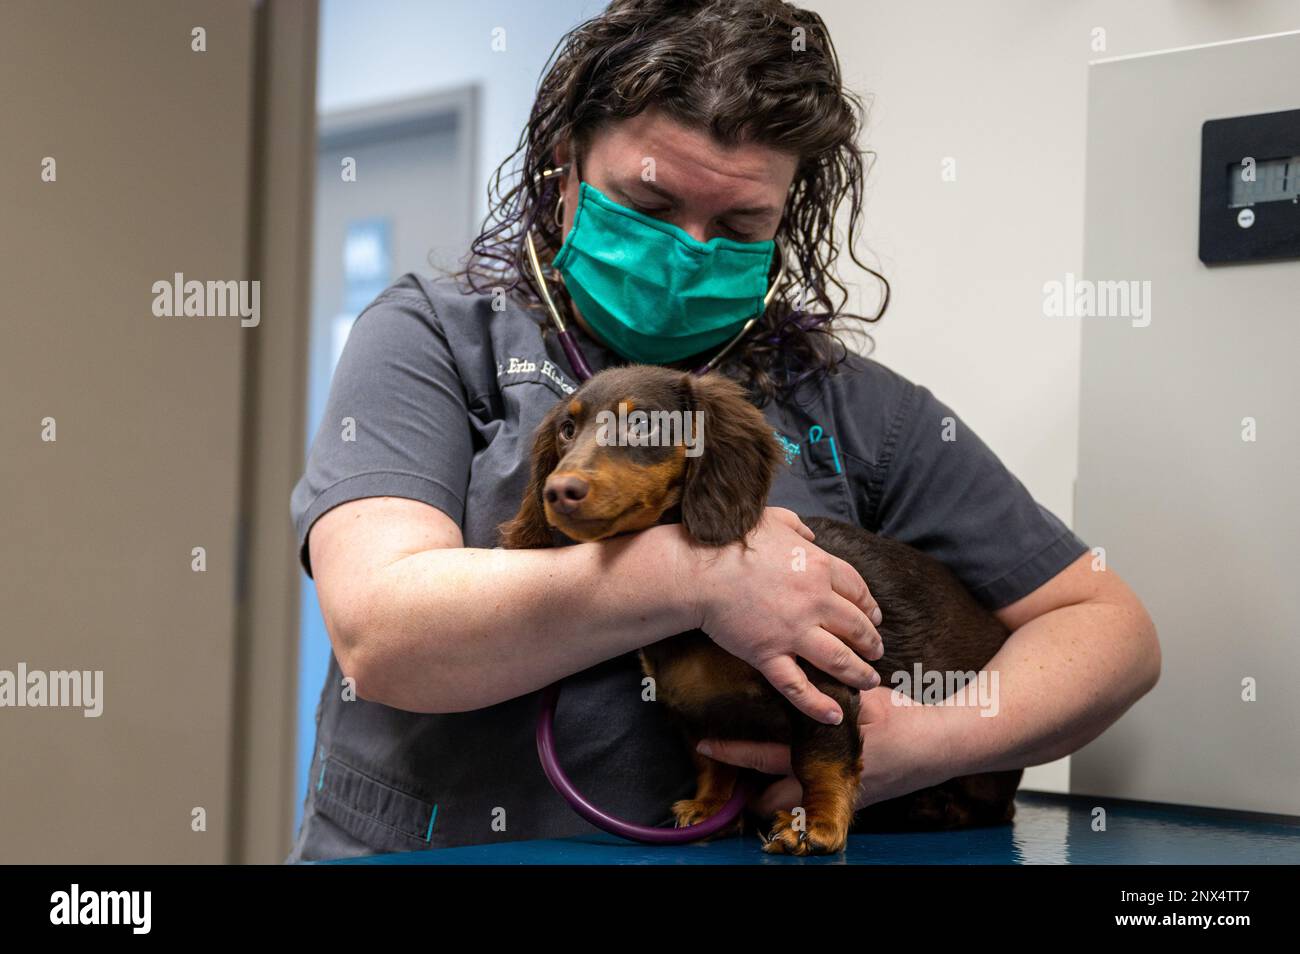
xmin=767 ymin=422 xmax=855 ymax=524
xmin=312 ymin=754 xmax=443 ymax=856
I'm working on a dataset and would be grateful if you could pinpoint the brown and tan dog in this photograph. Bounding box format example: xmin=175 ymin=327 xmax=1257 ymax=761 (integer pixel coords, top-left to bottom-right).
xmin=500 ymin=365 xmax=1021 ymax=855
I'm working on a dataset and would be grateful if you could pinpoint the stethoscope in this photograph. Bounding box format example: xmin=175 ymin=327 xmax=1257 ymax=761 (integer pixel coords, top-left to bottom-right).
xmin=523 ymin=165 xmax=786 ymax=844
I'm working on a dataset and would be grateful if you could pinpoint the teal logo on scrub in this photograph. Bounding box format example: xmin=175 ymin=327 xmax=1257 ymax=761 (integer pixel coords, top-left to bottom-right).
xmin=774 ymin=430 xmax=801 ymax=466
xmin=774 ymin=425 xmax=842 ymax=473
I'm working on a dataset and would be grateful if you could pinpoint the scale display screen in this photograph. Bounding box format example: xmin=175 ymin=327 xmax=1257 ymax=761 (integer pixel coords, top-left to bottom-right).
xmin=1199 ymin=108 xmax=1300 ymax=264
xmin=1228 ymin=155 xmax=1300 ymax=208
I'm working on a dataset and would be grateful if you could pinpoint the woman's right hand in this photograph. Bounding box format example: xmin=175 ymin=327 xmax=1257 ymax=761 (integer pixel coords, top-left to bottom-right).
xmin=679 ymin=507 xmax=885 ymax=725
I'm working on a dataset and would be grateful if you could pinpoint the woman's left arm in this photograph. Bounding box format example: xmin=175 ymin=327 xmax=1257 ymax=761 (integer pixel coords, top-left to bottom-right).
xmin=700 ymin=374 xmax=1161 ymax=809
xmin=698 ymin=552 xmax=1161 ymax=814
xmin=934 ymin=550 xmax=1160 ymax=775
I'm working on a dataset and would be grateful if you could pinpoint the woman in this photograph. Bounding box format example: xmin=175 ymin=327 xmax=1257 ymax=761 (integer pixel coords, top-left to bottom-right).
xmin=286 ymin=0 xmax=1159 ymax=861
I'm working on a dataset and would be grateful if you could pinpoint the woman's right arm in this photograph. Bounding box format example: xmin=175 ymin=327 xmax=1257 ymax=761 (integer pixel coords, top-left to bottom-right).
xmin=310 ymin=497 xmax=884 ymax=725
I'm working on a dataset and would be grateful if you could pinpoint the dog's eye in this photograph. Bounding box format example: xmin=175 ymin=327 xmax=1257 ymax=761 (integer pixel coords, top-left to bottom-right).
xmin=558 ymin=419 xmax=576 ymax=441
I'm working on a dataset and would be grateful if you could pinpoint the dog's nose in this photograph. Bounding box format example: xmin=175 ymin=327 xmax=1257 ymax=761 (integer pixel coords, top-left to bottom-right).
xmin=544 ymin=475 xmax=589 ymax=514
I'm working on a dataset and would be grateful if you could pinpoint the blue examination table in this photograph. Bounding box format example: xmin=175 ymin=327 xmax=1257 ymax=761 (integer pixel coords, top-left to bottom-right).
xmin=317 ymin=791 xmax=1300 ymax=865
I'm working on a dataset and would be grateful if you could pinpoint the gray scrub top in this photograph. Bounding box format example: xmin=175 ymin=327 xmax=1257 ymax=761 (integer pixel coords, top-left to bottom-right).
xmin=285 ymin=273 xmax=1089 ymax=862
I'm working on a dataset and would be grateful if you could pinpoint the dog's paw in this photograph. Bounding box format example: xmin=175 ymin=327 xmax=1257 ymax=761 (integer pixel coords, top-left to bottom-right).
xmin=672 ymin=797 xmax=741 ymax=835
xmin=761 ymin=809 xmax=848 ymax=856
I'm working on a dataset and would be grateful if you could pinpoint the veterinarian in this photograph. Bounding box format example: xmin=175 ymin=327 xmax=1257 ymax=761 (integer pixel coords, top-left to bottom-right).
xmin=286 ymin=0 xmax=1159 ymax=861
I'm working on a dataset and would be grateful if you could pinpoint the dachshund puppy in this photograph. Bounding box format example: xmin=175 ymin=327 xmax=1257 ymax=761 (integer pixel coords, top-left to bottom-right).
xmin=501 ymin=365 xmax=1022 ymax=855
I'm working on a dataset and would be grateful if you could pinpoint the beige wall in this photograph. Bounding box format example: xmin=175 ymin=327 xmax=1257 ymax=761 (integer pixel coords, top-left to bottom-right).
xmin=814 ymin=0 xmax=1300 ymax=792
xmin=0 ymin=0 xmax=314 ymax=863
xmin=0 ymin=1 xmax=252 ymax=862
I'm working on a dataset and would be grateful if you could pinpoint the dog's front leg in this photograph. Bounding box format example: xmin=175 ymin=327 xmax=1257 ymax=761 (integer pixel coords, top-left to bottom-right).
xmin=672 ymin=747 xmax=742 ymax=836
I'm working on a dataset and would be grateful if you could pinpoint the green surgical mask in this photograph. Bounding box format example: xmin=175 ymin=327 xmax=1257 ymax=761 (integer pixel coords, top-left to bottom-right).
xmin=551 ymin=181 xmax=776 ymax=365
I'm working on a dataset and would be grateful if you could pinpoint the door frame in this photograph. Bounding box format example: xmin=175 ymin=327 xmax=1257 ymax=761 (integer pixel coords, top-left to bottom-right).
xmin=228 ymin=0 xmax=319 ymax=864
xmin=317 ymin=85 xmax=480 ymax=197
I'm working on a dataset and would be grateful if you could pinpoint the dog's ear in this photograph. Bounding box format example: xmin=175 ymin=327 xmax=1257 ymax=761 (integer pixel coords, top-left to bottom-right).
xmin=499 ymin=400 xmax=565 ymax=549
xmin=679 ymin=373 xmax=782 ymax=546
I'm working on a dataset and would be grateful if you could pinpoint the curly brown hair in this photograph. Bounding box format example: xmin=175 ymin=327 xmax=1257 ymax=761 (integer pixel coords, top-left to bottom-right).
xmin=455 ymin=0 xmax=889 ymax=404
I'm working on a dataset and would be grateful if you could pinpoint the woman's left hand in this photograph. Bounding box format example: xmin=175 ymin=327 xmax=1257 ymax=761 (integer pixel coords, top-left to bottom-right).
xmin=695 ymin=686 xmax=958 ymax=817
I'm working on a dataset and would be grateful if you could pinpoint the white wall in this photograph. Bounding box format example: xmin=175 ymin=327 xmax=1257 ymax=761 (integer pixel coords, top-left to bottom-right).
xmin=815 ymin=0 xmax=1300 ymax=792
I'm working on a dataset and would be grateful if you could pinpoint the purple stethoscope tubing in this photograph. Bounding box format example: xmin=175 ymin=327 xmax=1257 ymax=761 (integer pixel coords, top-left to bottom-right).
xmin=555 ymin=327 xmax=596 ymax=383
xmin=535 ymin=682 xmax=755 ymax=844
